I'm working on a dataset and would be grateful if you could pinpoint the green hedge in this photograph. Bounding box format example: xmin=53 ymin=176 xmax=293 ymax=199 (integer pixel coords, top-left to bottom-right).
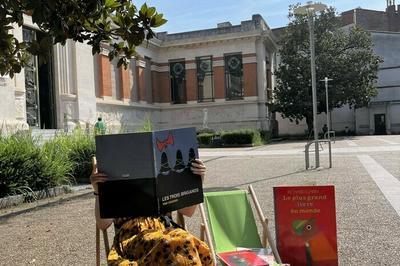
xmin=221 ymin=129 xmax=262 ymax=146
xmin=260 ymin=130 xmax=272 ymax=143
xmin=43 ymin=129 xmax=95 ymax=183
xmin=0 ymin=133 xmax=72 ymax=198
xmin=0 ymin=129 xmax=96 ymax=198
xmin=197 ymin=133 xmax=214 ymax=146
xmin=197 ymin=129 xmax=271 ymax=147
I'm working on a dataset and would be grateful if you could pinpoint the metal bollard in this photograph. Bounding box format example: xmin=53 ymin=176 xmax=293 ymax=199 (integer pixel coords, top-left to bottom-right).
xmin=305 ymin=140 xmax=332 ymax=169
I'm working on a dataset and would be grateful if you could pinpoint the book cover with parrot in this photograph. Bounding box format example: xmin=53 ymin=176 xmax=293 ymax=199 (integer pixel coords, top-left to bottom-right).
xmin=273 ymin=186 xmax=338 ymax=266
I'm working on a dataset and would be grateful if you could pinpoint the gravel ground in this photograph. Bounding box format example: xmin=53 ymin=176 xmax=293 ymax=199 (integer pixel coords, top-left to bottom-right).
xmin=1 ymin=136 xmax=400 ymax=265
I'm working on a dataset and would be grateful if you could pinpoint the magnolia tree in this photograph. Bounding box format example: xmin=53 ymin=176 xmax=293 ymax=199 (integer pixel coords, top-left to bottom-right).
xmin=273 ymin=5 xmax=382 ymax=132
xmin=0 ymin=0 xmax=166 ymax=77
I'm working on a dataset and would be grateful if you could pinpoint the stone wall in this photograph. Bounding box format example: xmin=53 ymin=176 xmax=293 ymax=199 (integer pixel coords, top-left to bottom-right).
xmin=0 ymin=77 xmax=28 ymax=133
xmin=96 ymin=103 xmax=160 ymax=133
xmin=390 ymin=103 xmax=400 ymax=133
xmin=277 ymin=106 xmax=355 ymax=136
xmin=158 ymin=100 xmax=265 ymax=131
xmin=95 ymin=99 xmax=266 ymax=133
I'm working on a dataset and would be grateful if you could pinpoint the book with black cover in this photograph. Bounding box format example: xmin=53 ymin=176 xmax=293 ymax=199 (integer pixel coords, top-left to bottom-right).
xmin=95 ymin=127 xmax=203 ymax=218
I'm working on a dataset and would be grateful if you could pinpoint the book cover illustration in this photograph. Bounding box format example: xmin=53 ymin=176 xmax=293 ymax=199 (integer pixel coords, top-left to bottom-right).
xmin=236 ymin=248 xmax=275 ymax=266
xmin=95 ymin=127 xmax=203 ymax=218
xmin=153 ymin=128 xmax=203 ymax=213
xmin=218 ymin=250 xmax=269 ymax=266
xmin=273 ymin=186 xmax=338 ymax=266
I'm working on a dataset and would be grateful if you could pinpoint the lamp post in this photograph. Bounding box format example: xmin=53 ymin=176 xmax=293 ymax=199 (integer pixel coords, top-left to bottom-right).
xmin=320 ymin=77 xmax=333 ymax=139
xmin=294 ymin=1 xmax=327 ymax=168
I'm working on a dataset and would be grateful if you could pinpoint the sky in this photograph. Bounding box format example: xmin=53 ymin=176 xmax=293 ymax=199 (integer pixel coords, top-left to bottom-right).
xmin=135 ymin=0 xmax=387 ymax=33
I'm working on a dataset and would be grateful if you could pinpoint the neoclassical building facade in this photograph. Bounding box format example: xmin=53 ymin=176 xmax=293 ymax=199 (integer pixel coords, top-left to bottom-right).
xmin=0 ymin=14 xmax=278 ymax=133
xmin=1 ymin=3 xmax=399 ymax=136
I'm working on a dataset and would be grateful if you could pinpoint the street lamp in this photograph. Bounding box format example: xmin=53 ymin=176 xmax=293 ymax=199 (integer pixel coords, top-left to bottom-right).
xmin=294 ymin=1 xmax=327 ymax=168
xmin=320 ymin=77 xmax=333 ymax=139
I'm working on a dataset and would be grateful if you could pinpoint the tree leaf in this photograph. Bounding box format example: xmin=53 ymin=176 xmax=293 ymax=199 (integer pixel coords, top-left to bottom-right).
xmin=0 ymin=0 xmax=164 ymax=76
xmin=147 ymin=7 xmax=156 ymax=17
xmin=140 ymin=3 xmax=148 ymax=14
xmin=105 ymin=0 xmax=121 ymax=9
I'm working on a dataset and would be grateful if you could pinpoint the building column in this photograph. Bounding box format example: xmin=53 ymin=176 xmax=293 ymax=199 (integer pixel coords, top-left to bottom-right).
xmin=271 ymin=52 xmax=277 ymax=89
xmin=74 ymin=42 xmax=97 ymax=126
xmin=53 ymin=40 xmax=80 ymax=130
xmin=386 ymin=102 xmax=391 ymax=134
xmin=136 ymin=58 xmax=146 ymax=103
xmin=145 ymin=58 xmax=153 ymax=103
xmin=256 ymin=39 xmax=266 ymax=99
xmin=369 ymin=106 xmax=374 ymax=135
xmin=11 ymin=26 xmax=29 ymax=130
xmin=255 ymin=38 xmax=268 ymax=130
xmin=130 ymin=58 xmax=138 ymax=102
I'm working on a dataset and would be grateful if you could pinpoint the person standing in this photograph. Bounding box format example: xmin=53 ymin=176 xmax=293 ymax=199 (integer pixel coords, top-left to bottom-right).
xmin=94 ymin=117 xmax=106 ymax=135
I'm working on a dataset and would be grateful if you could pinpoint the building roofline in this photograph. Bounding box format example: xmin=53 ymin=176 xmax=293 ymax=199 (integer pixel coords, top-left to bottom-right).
xmin=158 ymin=30 xmax=263 ymax=48
xmin=347 ymin=8 xmax=386 ymax=13
xmin=271 ymin=26 xmax=287 ymax=31
xmin=369 ymin=30 xmax=400 ymax=35
xmin=156 ymin=25 xmax=242 ymax=39
xmin=155 ymin=14 xmax=273 ymax=43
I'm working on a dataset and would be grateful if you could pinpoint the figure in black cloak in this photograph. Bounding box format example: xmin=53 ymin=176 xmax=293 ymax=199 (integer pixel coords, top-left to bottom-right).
xmin=159 ymin=152 xmax=171 ymax=175
xmin=173 ymin=150 xmax=186 ymax=173
xmin=184 ymin=148 xmax=198 ymax=176
xmin=187 ymin=148 xmax=196 ymax=168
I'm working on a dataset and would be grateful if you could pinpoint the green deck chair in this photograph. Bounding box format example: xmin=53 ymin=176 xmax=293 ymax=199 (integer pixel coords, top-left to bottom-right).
xmin=199 ymin=185 xmax=281 ymax=264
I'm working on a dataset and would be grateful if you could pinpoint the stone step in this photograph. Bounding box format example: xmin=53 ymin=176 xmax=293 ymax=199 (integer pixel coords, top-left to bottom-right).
xmin=30 ymin=129 xmax=62 ymax=144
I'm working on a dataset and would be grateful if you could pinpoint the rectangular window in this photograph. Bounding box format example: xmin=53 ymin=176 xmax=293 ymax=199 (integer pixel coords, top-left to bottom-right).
xmin=224 ymin=53 xmax=243 ymax=100
xmin=170 ymin=60 xmax=187 ymax=104
xmin=197 ymin=56 xmax=214 ymax=102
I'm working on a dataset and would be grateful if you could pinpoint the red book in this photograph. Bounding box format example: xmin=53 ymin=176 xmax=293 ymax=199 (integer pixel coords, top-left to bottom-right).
xmin=273 ymin=186 xmax=338 ymax=266
xmin=218 ymin=250 xmax=269 ymax=266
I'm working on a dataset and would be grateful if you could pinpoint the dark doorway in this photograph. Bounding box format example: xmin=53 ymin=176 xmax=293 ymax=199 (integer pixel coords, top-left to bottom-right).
xmin=374 ymin=114 xmax=386 ymax=135
xmin=37 ymin=31 xmax=56 ymax=129
xmin=22 ymin=28 xmax=56 ymax=129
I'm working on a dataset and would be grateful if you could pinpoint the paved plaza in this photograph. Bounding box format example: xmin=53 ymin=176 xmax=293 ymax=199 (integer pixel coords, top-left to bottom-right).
xmin=1 ymin=135 xmax=400 ymax=265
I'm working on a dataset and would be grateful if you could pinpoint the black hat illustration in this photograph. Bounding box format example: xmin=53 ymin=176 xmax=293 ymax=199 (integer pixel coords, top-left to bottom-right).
xmin=187 ymin=148 xmax=196 ymax=168
xmin=173 ymin=150 xmax=186 ymax=173
xmin=159 ymin=152 xmax=171 ymax=175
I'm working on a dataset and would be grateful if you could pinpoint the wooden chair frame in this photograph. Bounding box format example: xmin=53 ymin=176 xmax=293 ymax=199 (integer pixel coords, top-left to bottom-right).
xmin=95 ymin=225 xmax=110 ymax=266
xmin=199 ymin=185 xmax=282 ymax=264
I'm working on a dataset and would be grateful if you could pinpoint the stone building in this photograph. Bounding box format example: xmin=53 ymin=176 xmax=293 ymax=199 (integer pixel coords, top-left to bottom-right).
xmin=1 ymin=2 xmax=399 ymax=136
xmin=342 ymin=2 xmax=400 ymax=135
xmin=274 ymin=2 xmax=400 ymax=136
xmin=0 ymin=14 xmax=277 ymax=133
